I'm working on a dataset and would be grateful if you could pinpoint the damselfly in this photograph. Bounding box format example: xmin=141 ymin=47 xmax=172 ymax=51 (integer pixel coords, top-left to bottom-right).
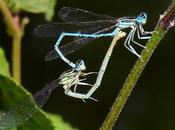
xmin=0 ymin=31 xmax=126 ymax=129
xmin=34 ymin=7 xmax=152 ymax=71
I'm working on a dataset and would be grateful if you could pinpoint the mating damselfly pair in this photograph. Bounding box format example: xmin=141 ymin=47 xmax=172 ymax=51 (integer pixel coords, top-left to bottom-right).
xmin=0 ymin=7 xmax=152 ymax=129
xmin=34 ymin=7 xmax=152 ymax=99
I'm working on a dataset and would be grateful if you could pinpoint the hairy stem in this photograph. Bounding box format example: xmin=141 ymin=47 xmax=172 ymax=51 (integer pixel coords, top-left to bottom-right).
xmin=100 ymin=1 xmax=175 ymax=130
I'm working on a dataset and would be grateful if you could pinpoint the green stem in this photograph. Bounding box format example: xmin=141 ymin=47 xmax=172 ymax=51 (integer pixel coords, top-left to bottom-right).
xmin=0 ymin=0 xmax=29 ymax=84
xmin=100 ymin=1 xmax=175 ymax=130
xmin=12 ymin=34 xmax=22 ymax=84
xmin=0 ymin=0 xmax=19 ymax=34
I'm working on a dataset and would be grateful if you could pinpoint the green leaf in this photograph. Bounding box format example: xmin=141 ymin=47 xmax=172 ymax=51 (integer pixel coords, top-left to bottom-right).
xmin=48 ymin=113 xmax=79 ymax=130
xmin=0 ymin=75 xmax=54 ymax=130
xmin=5 ymin=0 xmax=56 ymax=20
xmin=0 ymin=48 xmax=10 ymax=77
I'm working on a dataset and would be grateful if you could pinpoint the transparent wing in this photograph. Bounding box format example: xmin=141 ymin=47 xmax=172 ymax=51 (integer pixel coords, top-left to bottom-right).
xmin=45 ymin=24 xmax=116 ymax=61
xmin=58 ymin=7 xmax=115 ymax=22
xmin=0 ymin=78 xmax=60 ymax=129
xmin=34 ymin=20 xmax=116 ymax=37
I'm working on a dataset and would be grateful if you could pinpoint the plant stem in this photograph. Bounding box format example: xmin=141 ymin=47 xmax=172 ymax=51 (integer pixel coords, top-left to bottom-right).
xmin=12 ymin=34 xmax=22 ymax=84
xmin=0 ymin=0 xmax=28 ymax=84
xmin=100 ymin=1 xmax=175 ymax=130
xmin=0 ymin=0 xmax=19 ymax=34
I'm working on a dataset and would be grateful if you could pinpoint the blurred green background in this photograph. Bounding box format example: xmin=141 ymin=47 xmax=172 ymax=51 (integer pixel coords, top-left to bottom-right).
xmin=1 ymin=0 xmax=175 ymax=130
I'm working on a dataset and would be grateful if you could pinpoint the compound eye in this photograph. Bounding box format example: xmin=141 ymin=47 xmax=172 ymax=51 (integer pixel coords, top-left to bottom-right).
xmin=76 ymin=59 xmax=82 ymax=64
xmin=75 ymin=59 xmax=86 ymax=71
xmin=79 ymin=60 xmax=84 ymax=65
xmin=140 ymin=12 xmax=147 ymax=20
xmin=136 ymin=12 xmax=147 ymax=24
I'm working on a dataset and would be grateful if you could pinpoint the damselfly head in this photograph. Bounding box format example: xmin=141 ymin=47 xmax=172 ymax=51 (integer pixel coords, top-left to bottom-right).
xmin=75 ymin=59 xmax=86 ymax=71
xmin=136 ymin=12 xmax=147 ymax=24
